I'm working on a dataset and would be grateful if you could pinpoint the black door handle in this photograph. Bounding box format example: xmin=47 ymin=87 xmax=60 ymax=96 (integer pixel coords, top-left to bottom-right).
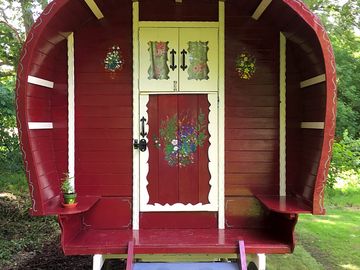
xmin=170 ymin=49 xmax=177 ymax=71
xmin=180 ymin=49 xmax=188 ymax=71
xmin=140 ymin=117 xmax=147 ymax=138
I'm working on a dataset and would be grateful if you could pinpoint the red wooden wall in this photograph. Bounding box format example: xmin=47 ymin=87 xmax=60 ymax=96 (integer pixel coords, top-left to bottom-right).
xmin=74 ymin=0 xmax=133 ymax=229
xmin=224 ymin=1 xmax=280 ymax=229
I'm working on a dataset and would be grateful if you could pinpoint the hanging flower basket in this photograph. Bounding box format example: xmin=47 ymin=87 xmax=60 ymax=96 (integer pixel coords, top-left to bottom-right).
xmin=235 ymin=52 xmax=256 ymax=80
xmin=104 ymin=45 xmax=124 ymax=72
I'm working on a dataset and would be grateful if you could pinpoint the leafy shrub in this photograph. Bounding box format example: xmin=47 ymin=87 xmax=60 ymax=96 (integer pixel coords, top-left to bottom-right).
xmin=328 ymin=130 xmax=360 ymax=188
xmin=0 ymin=79 xmax=23 ymax=172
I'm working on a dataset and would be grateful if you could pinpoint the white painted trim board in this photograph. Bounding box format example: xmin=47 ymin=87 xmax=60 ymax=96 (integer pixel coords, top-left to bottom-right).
xmin=27 ymin=75 xmax=54 ymax=89
xmin=28 ymin=122 xmax=53 ymax=129
xmin=84 ymin=0 xmax=104 ymax=19
xmin=67 ymin=33 xmax=75 ymax=190
xmin=279 ymin=33 xmax=286 ymax=197
xmin=252 ymin=0 xmax=272 ymax=20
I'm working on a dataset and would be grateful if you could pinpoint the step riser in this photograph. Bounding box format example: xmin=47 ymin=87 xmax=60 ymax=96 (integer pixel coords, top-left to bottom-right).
xmin=133 ymin=263 xmax=239 ymax=270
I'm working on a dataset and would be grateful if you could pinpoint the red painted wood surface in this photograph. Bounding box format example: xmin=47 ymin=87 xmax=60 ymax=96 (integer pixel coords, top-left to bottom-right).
xmin=74 ymin=1 xmax=133 ymax=200
xmin=140 ymin=212 xmax=217 ymax=229
xmin=62 ymin=228 xmax=292 ymax=255
xmin=42 ymin=195 xmax=99 ymax=215
xmin=255 ymin=195 xmax=312 ymax=214
xmin=140 ymin=0 xmax=218 ymax=21
xmin=147 ymin=95 xmax=210 ymax=205
xmin=224 ymin=3 xmax=280 ymax=228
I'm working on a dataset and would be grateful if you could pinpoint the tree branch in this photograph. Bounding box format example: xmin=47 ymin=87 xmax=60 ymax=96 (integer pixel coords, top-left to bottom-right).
xmin=0 ymin=20 xmax=24 ymax=44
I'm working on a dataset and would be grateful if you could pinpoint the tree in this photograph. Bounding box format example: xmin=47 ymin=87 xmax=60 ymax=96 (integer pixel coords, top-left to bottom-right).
xmin=304 ymin=0 xmax=360 ymax=138
xmin=0 ymin=0 xmax=47 ymax=172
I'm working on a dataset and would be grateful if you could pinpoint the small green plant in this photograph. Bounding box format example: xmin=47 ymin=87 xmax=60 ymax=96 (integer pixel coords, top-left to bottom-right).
xmin=60 ymin=173 xmax=77 ymax=205
xmin=60 ymin=173 xmax=74 ymax=194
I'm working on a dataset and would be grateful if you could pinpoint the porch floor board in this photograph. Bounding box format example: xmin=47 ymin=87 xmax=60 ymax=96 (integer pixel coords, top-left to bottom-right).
xmin=63 ymin=229 xmax=291 ymax=255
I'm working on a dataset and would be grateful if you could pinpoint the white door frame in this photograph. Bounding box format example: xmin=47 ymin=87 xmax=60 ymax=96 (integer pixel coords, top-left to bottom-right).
xmin=132 ymin=1 xmax=225 ymax=230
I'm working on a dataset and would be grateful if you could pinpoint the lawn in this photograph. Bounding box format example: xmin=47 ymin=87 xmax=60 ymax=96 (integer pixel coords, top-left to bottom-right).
xmin=267 ymin=187 xmax=360 ymax=270
xmin=0 ymin=172 xmax=359 ymax=269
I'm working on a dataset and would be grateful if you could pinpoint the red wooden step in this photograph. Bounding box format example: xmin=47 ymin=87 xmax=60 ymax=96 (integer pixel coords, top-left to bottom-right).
xmin=63 ymin=229 xmax=291 ymax=255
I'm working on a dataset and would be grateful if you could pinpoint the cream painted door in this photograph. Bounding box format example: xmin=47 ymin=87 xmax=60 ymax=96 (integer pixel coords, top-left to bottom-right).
xmin=139 ymin=28 xmax=178 ymax=92
xmin=179 ymin=28 xmax=218 ymax=92
xmin=139 ymin=27 xmax=219 ymax=93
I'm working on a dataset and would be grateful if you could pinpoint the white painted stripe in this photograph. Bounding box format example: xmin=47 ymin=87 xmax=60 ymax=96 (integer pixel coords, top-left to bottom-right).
xmin=279 ymin=33 xmax=286 ymax=197
xmin=67 ymin=33 xmax=75 ymax=191
xmin=28 ymin=122 xmax=53 ymax=129
xmin=300 ymin=74 xmax=326 ymax=88
xmin=301 ymin=122 xmax=325 ymax=129
xmin=218 ymin=0 xmax=225 ymax=230
xmin=252 ymin=0 xmax=272 ymax=20
xmin=132 ymin=1 xmax=140 ymax=231
xmin=27 ymin=75 xmax=54 ymax=88
xmin=84 ymin=0 xmax=104 ymax=19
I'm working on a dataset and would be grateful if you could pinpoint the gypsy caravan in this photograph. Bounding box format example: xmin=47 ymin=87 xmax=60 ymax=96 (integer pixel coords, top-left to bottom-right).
xmin=16 ymin=0 xmax=336 ymax=269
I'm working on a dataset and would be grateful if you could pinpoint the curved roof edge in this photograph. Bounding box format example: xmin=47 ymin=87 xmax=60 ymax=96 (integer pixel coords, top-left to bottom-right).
xmin=283 ymin=0 xmax=337 ymax=214
xmin=16 ymin=0 xmax=70 ymax=214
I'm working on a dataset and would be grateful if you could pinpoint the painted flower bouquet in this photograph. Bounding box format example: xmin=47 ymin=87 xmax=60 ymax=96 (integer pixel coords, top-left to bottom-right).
xmin=155 ymin=111 xmax=207 ymax=167
xmin=235 ymin=52 xmax=256 ymax=79
xmin=104 ymin=45 xmax=123 ymax=72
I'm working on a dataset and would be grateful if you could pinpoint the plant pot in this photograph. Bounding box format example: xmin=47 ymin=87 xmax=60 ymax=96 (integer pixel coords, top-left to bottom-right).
xmin=63 ymin=192 xmax=77 ymax=205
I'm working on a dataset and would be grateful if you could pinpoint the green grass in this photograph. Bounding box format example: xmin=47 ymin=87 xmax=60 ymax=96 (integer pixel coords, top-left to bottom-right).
xmin=296 ymin=208 xmax=360 ymax=269
xmin=266 ymin=185 xmax=360 ymax=270
xmin=267 ymin=245 xmax=324 ymax=270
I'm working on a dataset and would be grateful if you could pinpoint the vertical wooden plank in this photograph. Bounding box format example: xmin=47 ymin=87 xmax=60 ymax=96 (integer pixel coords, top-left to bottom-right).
xmin=147 ymin=96 xmax=159 ymax=204
xmin=157 ymin=95 xmax=179 ymax=204
xmin=132 ymin=1 xmax=140 ymax=230
xmin=218 ymin=0 xmax=225 ymax=229
xmin=178 ymin=95 xmax=200 ymax=204
xmin=279 ymin=32 xmax=286 ymax=197
xmin=198 ymin=95 xmax=211 ymax=204
xmin=67 ymin=33 xmax=75 ymax=190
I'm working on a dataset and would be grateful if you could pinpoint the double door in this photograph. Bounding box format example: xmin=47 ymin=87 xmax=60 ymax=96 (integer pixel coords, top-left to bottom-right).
xmin=139 ymin=27 xmax=219 ymax=92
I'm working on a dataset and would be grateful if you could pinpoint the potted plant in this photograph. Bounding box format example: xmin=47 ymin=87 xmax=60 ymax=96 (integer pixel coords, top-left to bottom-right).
xmin=61 ymin=173 xmax=77 ymax=207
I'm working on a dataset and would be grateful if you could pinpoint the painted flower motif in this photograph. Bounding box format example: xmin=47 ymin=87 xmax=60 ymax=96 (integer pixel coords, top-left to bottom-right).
xmin=187 ymin=41 xmax=209 ymax=81
xmin=235 ymin=52 xmax=256 ymax=80
xmin=148 ymin=41 xmax=170 ymax=80
xmin=155 ymin=111 xmax=207 ymax=167
xmin=104 ymin=45 xmax=123 ymax=72
xmin=155 ymin=42 xmax=167 ymax=56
